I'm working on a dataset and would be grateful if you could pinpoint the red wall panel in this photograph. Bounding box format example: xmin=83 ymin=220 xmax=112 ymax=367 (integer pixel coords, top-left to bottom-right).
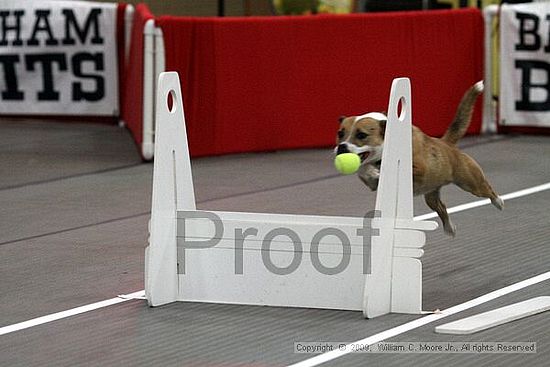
xmin=157 ymin=9 xmax=483 ymax=157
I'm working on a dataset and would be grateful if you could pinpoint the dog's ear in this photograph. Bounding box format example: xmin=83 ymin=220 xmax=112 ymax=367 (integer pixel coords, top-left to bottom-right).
xmin=379 ymin=120 xmax=387 ymax=138
xmin=379 ymin=111 xmax=387 ymax=135
xmin=338 ymin=116 xmax=346 ymax=124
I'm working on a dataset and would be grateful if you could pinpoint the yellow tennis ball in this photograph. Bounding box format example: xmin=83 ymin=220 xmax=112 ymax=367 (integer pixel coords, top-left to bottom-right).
xmin=334 ymin=153 xmax=361 ymax=175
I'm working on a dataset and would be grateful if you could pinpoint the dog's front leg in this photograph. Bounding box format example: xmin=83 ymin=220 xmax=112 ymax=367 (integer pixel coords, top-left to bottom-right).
xmin=358 ymin=164 xmax=379 ymax=191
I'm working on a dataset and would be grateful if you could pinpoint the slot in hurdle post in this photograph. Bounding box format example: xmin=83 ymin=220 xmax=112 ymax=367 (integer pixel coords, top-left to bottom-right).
xmin=145 ymin=72 xmax=437 ymax=318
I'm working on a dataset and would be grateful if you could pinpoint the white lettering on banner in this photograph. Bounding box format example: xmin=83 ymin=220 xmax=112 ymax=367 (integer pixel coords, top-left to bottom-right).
xmin=0 ymin=1 xmax=118 ymax=116
xmin=500 ymin=2 xmax=550 ymax=127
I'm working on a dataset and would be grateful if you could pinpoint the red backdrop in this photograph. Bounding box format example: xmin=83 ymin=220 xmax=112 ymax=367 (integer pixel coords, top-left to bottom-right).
xmin=156 ymin=8 xmax=483 ymax=157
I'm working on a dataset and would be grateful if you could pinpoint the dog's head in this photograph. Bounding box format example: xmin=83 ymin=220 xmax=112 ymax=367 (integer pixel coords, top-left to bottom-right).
xmin=335 ymin=112 xmax=387 ymax=165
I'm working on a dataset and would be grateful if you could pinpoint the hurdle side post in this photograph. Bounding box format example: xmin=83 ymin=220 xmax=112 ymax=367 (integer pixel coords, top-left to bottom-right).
xmin=145 ymin=72 xmax=197 ymax=306
xmin=363 ymin=78 xmax=438 ymax=318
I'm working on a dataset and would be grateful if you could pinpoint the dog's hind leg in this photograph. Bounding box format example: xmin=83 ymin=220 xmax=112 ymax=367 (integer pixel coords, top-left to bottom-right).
xmin=454 ymin=154 xmax=504 ymax=210
xmin=425 ymin=190 xmax=456 ymax=236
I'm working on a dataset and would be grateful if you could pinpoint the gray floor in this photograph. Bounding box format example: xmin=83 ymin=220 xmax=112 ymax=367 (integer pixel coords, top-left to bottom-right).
xmin=0 ymin=117 xmax=549 ymax=366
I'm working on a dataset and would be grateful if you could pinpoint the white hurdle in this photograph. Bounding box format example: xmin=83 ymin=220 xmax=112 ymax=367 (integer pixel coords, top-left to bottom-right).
xmin=145 ymin=72 xmax=437 ymax=318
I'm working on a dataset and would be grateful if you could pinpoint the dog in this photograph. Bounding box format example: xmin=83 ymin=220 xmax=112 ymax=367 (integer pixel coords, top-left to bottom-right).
xmin=335 ymin=81 xmax=503 ymax=236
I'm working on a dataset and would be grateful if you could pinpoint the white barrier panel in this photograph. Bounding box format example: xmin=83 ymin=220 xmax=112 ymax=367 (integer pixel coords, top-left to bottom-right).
xmin=482 ymin=4 xmax=498 ymax=134
xmin=141 ymin=19 xmax=165 ymax=160
xmin=145 ymin=72 xmax=437 ymax=318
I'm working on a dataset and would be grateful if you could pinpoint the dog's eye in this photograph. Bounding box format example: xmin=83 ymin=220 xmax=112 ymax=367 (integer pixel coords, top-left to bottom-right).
xmin=337 ymin=130 xmax=345 ymax=139
xmin=356 ymin=132 xmax=368 ymax=140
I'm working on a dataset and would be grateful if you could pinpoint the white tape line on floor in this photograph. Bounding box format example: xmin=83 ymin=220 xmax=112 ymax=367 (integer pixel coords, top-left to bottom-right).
xmin=0 ymin=291 xmax=144 ymax=336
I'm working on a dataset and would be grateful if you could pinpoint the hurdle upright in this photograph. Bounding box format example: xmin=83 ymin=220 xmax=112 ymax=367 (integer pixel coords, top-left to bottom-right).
xmin=145 ymin=72 xmax=437 ymax=318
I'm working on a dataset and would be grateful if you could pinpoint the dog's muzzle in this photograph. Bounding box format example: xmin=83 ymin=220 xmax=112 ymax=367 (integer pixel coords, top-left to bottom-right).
xmin=336 ymin=143 xmax=349 ymax=155
xmin=335 ymin=142 xmax=374 ymax=165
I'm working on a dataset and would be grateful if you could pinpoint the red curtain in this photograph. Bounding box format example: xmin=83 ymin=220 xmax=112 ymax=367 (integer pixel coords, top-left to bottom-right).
xmin=157 ymin=8 xmax=483 ymax=157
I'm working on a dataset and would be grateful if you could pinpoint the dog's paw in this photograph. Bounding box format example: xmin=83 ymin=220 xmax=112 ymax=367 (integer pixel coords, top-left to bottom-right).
xmin=362 ymin=164 xmax=380 ymax=177
xmin=443 ymin=222 xmax=457 ymax=237
xmin=492 ymin=196 xmax=504 ymax=210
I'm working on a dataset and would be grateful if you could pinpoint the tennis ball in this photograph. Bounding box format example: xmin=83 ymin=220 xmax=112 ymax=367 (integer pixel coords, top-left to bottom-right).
xmin=334 ymin=153 xmax=361 ymax=175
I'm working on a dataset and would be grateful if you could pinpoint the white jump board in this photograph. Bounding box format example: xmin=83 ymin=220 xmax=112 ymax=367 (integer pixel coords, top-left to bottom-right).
xmin=175 ymin=210 xmax=373 ymax=311
xmin=145 ymin=72 xmax=438 ymax=317
xmin=435 ymin=296 xmax=550 ymax=335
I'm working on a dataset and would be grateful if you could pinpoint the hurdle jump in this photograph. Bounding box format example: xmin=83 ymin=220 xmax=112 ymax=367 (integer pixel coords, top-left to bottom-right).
xmin=145 ymin=72 xmax=437 ymax=318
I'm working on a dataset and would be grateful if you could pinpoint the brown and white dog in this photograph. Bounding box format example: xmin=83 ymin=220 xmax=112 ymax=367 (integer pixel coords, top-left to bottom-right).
xmin=335 ymin=81 xmax=503 ymax=236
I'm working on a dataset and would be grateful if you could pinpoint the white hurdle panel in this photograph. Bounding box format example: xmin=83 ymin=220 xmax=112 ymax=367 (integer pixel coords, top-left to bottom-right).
xmin=145 ymin=72 xmax=437 ymax=318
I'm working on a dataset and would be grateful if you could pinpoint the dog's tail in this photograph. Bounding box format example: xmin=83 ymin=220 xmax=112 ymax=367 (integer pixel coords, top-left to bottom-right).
xmin=442 ymin=81 xmax=484 ymax=145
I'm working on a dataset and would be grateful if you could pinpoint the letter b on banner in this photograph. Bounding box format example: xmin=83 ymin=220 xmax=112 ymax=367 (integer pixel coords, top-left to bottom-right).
xmin=515 ymin=60 xmax=550 ymax=111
